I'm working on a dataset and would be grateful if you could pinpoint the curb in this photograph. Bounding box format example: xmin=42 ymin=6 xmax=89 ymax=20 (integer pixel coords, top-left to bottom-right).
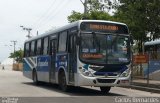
xmin=122 ymin=85 xmax=160 ymax=94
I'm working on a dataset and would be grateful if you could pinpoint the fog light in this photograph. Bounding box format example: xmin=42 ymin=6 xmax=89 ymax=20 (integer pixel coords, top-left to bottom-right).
xmin=93 ymin=80 xmax=96 ymax=84
xmin=121 ymin=80 xmax=129 ymax=83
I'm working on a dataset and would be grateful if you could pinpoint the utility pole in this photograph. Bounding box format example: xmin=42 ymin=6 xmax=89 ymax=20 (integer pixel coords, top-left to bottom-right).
xmin=10 ymin=40 xmax=17 ymax=53
xmin=84 ymin=0 xmax=88 ymax=15
xmin=20 ymin=26 xmax=32 ymax=39
xmin=80 ymin=0 xmax=88 ymax=18
xmin=37 ymin=31 xmax=38 ymax=36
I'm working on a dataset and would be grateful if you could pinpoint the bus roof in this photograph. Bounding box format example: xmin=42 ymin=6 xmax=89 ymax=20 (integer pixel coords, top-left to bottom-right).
xmin=144 ymin=39 xmax=160 ymax=46
xmin=24 ymin=20 xmax=128 ymax=43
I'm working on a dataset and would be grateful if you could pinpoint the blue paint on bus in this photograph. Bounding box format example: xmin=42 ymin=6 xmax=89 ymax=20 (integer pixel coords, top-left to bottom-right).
xmin=37 ymin=56 xmax=50 ymax=72
xmin=23 ymin=60 xmax=32 ymax=71
xmin=56 ymin=53 xmax=68 ymax=72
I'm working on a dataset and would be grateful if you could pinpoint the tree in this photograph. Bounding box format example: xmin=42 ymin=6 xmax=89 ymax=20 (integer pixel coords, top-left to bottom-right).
xmin=68 ymin=10 xmax=113 ymax=23
xmin=9 ymin=49 xmax=23 ymax=63
xmin=87 ymin=0 xmax=119 ymax=12
xmin=145 ymin=0 xmax=160 ymax=40
xmin=67 ymin=11 xmax=84 ymax=23
xmin=113 ymin=0 xmax=160 ymax=52
xmin=68 ymin=0 xmax=119 ymax=23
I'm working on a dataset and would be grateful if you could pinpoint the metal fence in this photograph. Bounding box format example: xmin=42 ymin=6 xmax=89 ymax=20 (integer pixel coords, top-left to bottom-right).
xmin=131 ymin=52 xmax=160 ymax=88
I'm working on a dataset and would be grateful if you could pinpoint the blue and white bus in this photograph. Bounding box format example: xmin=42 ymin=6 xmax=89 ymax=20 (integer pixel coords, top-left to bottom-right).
xmin=23 ymin=20 xmax=132 ymax=94
xmin=144 ymin=40 xmax=160 ymax=77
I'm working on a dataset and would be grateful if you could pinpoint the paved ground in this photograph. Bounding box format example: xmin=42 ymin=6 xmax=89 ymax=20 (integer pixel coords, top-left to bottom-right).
xmin=0 ymin=69 xmax=160 ymax=103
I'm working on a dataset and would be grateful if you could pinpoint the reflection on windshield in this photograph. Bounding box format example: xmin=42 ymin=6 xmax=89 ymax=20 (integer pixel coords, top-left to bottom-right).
xmin=80 ymin=33 xmax=130 ymax=64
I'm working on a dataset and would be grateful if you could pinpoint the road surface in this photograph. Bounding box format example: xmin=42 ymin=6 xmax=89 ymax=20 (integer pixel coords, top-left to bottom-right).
xmin=0 ymin=69 xmax=159 ymax=103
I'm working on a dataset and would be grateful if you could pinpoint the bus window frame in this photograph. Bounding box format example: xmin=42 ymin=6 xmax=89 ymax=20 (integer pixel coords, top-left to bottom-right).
xmin=30 ymin=41 xmax=35 ymax=56
xmin=58 ymin=31 xmax=68 ymax=53
xmin=36 ymin=39 xmax=42 ymax=55
xmin=42 ymin=36 xmax=49 ymax=55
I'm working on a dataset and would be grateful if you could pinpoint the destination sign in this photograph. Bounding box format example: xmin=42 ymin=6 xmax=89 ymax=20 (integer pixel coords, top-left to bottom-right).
xmin=82 ymin=53 xmax=103 ymax=59
xmin=89 ymin=24 xmax=119 ymax=31
xmin=80 ymin=22 xmax=129 ymax=34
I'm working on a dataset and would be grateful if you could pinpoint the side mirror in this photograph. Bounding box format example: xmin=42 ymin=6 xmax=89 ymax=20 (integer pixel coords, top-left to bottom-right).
xmin=130 ymin=35 xmax=134 ymax=45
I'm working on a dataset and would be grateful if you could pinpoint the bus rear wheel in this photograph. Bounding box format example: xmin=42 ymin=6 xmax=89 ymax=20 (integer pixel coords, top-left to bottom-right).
xmin=33 ymin=70 xmax=39 ymax=85
xmin=100 ymin=87 xmax=111 ymax=94
xmin=59 ymin=71 xmax=69 ymax=92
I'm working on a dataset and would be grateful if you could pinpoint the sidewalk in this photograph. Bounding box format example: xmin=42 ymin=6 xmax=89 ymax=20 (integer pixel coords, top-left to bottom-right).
xmin=132 ymin=79 xmax=160 ymax=88
xmin=125 ymin=79 xmax=160 ymax=93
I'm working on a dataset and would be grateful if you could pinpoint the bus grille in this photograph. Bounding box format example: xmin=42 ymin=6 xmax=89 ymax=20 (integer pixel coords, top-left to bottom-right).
xmin=97 ymin=79 xmax=116 ymax=83
xmin=94 ymin=73 xmax=118 ymax=76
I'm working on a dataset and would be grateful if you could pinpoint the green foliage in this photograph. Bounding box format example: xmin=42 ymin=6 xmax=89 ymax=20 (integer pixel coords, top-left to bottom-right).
xmin=9 ymin=49 xmax=23 ymax=63
xmin=114 ymin=1 xmax=145 ymax=39
xmin=67 ymin=10 xmax=113 ymax=23
xmin=88 ymin=0 xmax=119 ymax=12
xmin=87 ymin=0 xmax=101 ymax=11
xmin=67 ymin=11 xmax=84 ymax=23
xmin=113 ymin=0 xmax=160 ymax=52
xmin=88 ymin=10 xmax=113 ymax=20
xmin=67 ymin=0 xmax=117 ymax=23
xmin=114 ymin=0 xmax=160 ymax=40
xmin=145 ymin=0 xmax=160 ymax=40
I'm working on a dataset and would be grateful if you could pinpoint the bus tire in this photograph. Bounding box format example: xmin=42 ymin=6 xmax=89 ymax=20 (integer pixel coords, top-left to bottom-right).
xmin=58 ymin=70 xmax=69 ymax=92
xmin=33 ymin=70 xmax=39 ymax=85
xmin=100 ymin=87 xmax=111 ymax=94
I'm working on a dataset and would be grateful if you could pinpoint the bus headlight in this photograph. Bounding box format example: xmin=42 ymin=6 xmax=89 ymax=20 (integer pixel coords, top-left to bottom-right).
xmin=120 ymin=68 xmax=131 ymax=77
xmin=79 ymin=68 xmax=94 ymax=77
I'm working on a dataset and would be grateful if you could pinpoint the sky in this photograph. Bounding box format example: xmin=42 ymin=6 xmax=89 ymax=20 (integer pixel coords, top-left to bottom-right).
xmin=0 ymin=0 xmax=83 ymax=62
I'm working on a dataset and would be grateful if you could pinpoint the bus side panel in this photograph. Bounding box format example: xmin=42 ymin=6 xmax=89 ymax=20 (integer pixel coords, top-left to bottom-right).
xmin=37 ymin=55 xmax=50 ymax=82
xmin=55 ymin=53 xmax=68 ymax=84
xmin=23 ymin=57 xmax=34 ymax=80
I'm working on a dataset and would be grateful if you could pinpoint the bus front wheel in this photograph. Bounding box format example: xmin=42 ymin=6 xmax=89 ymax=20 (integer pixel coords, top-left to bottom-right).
xmin=58 ymin=71 xmax=69 ymax=92
xmin=100 ymin=87 xmax=111 ymax=94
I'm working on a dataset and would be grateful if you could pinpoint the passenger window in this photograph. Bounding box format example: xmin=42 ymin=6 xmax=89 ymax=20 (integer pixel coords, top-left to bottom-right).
xmin=58 ymin=31 xmax=67 ymax=52
xmin=31 ymin=41 xmax=35 ymax=56
xmin=43 ymin=37 xmax=49 ymax=55
xmin=25 ymin=43 xmax=30 ymax=57
xmin=36 ymin=39 xmax=41 ymax=55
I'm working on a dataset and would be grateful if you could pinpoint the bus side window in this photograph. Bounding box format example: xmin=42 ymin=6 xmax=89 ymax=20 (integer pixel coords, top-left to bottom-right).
xmin=31 ymin=41 xmax=35 ymax=56
xmin=25 ymin=43 xmax=30 ymax=57
xmin=58 ymin=31 xmax=67 ymax=52
xmin=34 ymin=40 xmax=37 ymax=56
xmin=36 ymin=39 xmax=42 ymax=55
xmin=68 ymin=35 xmax=72 ymax=53
xmin=24 ymin=42 xmax=31 ymax=57
xmin=43 ymin=37 xmax=49 ymax=55
xmin=69 ymin=34 xmax=76 ymax=55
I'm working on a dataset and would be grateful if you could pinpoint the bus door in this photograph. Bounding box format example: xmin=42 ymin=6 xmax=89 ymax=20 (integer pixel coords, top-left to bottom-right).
xmin=68 ymin=34 xmax=76 ymax=83
xmin=50 ymin=39 xmax=57 ymax=82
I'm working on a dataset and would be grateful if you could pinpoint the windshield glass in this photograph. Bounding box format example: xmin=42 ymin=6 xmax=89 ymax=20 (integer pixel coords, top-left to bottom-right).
xmin=80 ymin=33 xmax=130 ymax=64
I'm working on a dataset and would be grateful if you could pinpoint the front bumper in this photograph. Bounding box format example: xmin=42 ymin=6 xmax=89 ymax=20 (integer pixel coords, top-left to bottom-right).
xmin=77 ymin=73 xmax=130 ymax=87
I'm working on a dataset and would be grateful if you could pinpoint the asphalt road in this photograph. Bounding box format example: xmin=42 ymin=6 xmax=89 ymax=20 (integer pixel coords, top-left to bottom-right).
xmin=0 ymin=69 xmax=160 ymax=103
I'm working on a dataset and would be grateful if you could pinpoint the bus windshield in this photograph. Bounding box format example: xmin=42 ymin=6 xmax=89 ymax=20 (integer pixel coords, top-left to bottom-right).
xmin=80 ymin=33 xmax=130 ymax=64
